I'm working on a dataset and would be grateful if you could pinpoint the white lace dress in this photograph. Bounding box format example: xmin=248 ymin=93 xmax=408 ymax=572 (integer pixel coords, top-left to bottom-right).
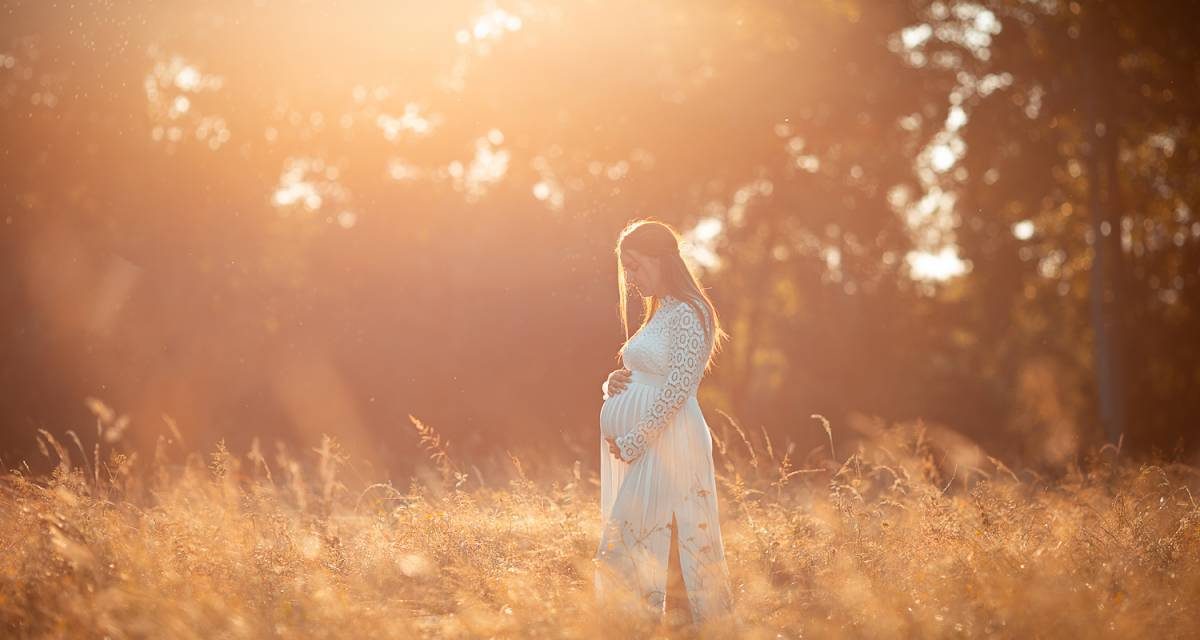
xmin=595 ymin=295 xmax=733 ymax=622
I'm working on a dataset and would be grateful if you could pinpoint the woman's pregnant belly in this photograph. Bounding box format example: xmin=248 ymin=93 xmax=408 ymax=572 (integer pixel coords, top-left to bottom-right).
xmin=599 ymin=372 xmax=665 ymax=440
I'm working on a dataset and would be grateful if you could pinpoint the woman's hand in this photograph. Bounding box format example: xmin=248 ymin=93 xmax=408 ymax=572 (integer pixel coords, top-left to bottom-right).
xmin=605 ymin=436 xmax=624 ymax=461
xmin=602 ymin=368 xmax=632 ymax=399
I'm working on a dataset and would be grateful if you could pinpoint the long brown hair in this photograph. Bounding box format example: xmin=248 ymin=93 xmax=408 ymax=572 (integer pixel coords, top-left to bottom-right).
xmin=615 ymin=219 xmax=728 ymax=371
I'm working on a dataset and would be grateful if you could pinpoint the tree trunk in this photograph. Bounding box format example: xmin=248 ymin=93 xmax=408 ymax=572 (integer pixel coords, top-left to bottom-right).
xmin=1082 ymin=0 xmax=1127 ymax=444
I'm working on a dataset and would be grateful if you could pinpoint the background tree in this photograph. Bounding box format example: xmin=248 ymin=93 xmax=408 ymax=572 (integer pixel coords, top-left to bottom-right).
xmin=1 ymin=0 xmax=1195 ymax=474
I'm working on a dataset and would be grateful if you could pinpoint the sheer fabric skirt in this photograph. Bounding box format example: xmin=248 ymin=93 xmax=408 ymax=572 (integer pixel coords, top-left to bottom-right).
xmin=595 ymin=372 xmax=733 ymax=622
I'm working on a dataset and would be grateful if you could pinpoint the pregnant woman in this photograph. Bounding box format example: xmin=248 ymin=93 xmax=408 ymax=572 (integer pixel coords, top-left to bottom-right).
xmin=595 ymin=219 xmax=734 ymax=625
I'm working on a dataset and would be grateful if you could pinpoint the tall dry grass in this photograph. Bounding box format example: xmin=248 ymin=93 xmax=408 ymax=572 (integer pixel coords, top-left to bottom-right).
xmin=2 ymin=402 xmax=1198 ymax=638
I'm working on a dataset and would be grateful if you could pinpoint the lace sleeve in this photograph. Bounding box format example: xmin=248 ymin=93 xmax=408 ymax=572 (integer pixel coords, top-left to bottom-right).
xmin=615 ymin=302 xmax=708 ymax=462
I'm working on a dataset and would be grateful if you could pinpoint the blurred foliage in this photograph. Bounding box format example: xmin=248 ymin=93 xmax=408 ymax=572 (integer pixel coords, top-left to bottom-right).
xmin=0 ymin=0 xmax=1197 ymax=472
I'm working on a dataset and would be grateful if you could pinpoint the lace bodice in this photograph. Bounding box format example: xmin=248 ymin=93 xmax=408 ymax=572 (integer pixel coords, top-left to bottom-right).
xmin=614 ymin=295 xmax=712 ymax=463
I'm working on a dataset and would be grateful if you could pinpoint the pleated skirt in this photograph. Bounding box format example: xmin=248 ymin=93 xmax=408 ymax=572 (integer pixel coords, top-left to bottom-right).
xmin=595 ymin=370 xmax=733 ymax=622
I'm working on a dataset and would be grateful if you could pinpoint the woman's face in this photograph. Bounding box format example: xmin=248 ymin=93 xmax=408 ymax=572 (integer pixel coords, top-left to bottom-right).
xmin=621 ymin=248 xmax=663 ymax=296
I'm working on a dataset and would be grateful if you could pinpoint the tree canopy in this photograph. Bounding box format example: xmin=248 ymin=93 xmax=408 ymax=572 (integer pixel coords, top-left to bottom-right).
xmin=1 ymin=0 xmax=1196 ymax=471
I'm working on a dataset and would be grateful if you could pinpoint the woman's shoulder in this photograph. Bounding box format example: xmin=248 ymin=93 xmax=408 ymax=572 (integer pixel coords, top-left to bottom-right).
xmin=663 ymin=295 xmax=711 ymax=326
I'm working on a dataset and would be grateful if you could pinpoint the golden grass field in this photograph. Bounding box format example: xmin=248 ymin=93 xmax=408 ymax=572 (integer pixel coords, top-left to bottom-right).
xmin=2 ymin=406 xmax=1198 ymax=639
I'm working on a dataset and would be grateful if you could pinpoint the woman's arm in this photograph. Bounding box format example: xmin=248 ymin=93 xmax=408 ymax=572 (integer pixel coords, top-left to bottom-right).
xmin=602 ymin=368 xmax=632 ymax=400
xmin=615 ymin=303 xmax=708 ymax=462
